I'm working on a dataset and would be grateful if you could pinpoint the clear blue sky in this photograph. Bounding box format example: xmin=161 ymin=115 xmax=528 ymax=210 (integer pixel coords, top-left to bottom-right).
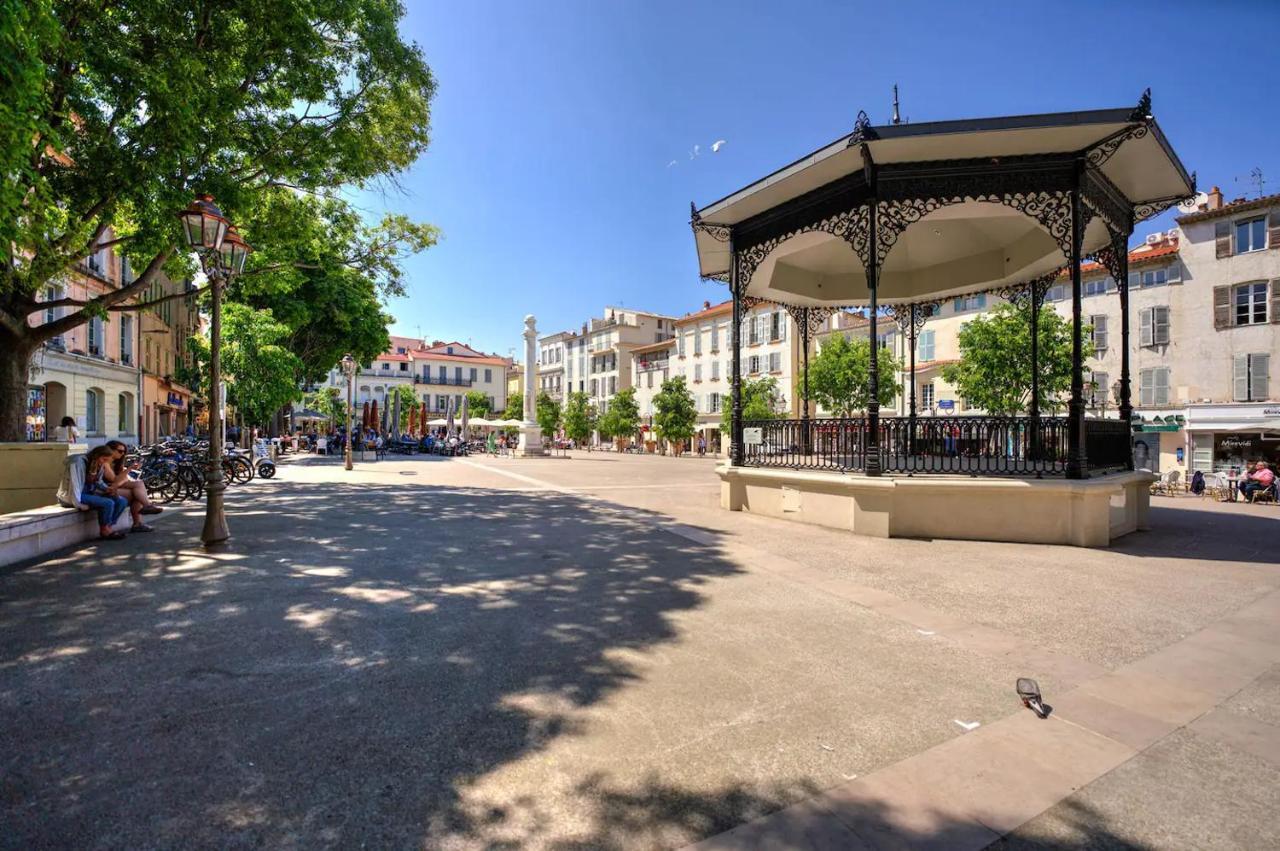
xmin=362 ymin=1 xmax=1280 ymax=359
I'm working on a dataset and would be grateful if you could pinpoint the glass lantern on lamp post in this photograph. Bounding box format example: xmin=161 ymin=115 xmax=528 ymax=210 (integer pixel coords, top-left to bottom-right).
xmin=341 ymin=353 xmax=356 ymax=471
xmin=177 ymin=195 xmax=252 ymax=550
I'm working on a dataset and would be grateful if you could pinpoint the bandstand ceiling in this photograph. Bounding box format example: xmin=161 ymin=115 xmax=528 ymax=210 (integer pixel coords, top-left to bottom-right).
xmin=692 ymin=103 xmax=1194 ymax=306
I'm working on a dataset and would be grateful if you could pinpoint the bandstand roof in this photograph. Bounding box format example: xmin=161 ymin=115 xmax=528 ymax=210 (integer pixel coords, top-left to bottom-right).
xmin=692 ymin=97 xmax=1194 ymax=306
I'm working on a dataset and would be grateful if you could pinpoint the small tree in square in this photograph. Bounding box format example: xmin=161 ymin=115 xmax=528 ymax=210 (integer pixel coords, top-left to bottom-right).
xmin=599 ymin=387 xmax=641 ymax=449
xmin=464 ymin=390 xmax=492 ymax=419
xmin=722 ymin=376 xmax=784 ymax=433
xmin=536 ymin=392 xmax=562 ymax=438
xmin=562 ymin=391 xmax=596 ymax=447
xmin=801 ymin=334 xmax=901 ymax=417
xmin=654 ymin=376 xmax=697 ymax=455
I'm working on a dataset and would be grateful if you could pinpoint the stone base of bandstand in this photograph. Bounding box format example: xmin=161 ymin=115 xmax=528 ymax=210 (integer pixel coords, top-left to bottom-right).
xmin=516 ymin=424 xmax=543 ymax=458
xmin=718 ymin=465 xmax=1154 ymax=547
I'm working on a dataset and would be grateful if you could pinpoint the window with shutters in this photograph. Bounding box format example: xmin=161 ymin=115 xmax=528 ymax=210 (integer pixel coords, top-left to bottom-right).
xmin=693 ymin=363 xmax=702 ymax=382
xmin=1139 ymin=307 xmax=1170 ymax=346
xmin=747 ymin=316 xmax=760 ymax=345
xmin=120 ymin=314 xmax=133 ymax=365
xmin=711 ymin=360 xmax=720 ymax=381
xmin=1090 ymin=372 xmax=1109 ymax=407
xmin=709 ymin=392 xmax=721 ymax=413
xmin=1090 ymin=315 xmax=1108 ymax=353
xmin=1235 ymin=217 xmax=1266 ymax=253
xmin=677 ymin=333 xmax=686 ymax=357
xmin=748 ymin=355 xmax=761 ymax=374
xmin=693 ymin=327 xmax=702 ymax=354
xmin=1233 ymin=354 xmax=1270 ymax=402
xmin=1234 ymin=282 xmax=1268 ymax=325
xmin=710 ymin=323 xmax=720 ymax=352
xmin=920 ymin=382 xmax=935 ymax=409
xmin=953 ymin=293 xmax=987 ymax=312
xmin=917 ymin=330 xmax=936 ymax=361
xmin=769 ymin=351 xmax=781 ymax=372
xmin=770 ymin=311 xmax=784 ymax=341
xmin=1046 ymin=284 xmax=1067 ymax=302
xmin=1138 ymin=368 xmax=1170 ymax=406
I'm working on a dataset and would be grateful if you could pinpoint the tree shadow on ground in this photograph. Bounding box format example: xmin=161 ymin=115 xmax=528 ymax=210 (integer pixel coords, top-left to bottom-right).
xmin=1117 ymin=501 xmax=1280 ymax=565
xmin=0 ymin=480 xmax=1150 ymax=849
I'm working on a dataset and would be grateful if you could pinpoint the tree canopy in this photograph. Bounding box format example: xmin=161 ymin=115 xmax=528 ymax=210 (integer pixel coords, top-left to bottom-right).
xmin=503 ymin=392 xmax=523 ymax=422
xmin=598 ymin=387 xmax=640 ymax=444
xmin=536 ymin=392 xmax=562 ymax=437
xmin=219 ymin=304 xmax=304 ymax=429
xmin=722 ymin=376 xmax=784 ymax=432
xmin=562 ymin=392 xmax=596 ymax=446
xmin=941 ymin=303 xmax=1091 ymax=415
xmin=464 ymin=390 xmax=492 ymax=419
xmin=0 ymin=0 xmax=437 ymax=439
xmin=802 ymin=334 xmax=901 ymax=417
xmin=653 ymin=376 xmax=697 ymax=452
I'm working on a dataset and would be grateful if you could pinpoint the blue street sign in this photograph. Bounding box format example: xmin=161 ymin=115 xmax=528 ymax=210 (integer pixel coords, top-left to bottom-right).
xmin=937 ymin=399 xmax=955 ymax=410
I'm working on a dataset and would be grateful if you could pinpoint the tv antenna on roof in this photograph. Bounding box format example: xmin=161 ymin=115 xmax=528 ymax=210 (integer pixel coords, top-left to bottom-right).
xmin=1235 ymin=167 xmax=1265 ymax=199
xmin=892 ymin=84 xmax=902 ymax=125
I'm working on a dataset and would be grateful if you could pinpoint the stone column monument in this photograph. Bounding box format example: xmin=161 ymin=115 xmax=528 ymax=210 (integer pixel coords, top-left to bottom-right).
xmin=516 ymin=314 xmax=543 ymax=456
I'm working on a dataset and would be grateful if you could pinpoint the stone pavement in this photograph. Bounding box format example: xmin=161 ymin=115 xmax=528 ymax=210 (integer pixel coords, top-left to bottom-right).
xmin=1 ymin=452 xmax=1277 ymax=849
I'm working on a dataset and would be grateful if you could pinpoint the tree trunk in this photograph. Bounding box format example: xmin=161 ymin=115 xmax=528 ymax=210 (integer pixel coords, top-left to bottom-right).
xmin=0 ymin=330 xmax=36 ymax=442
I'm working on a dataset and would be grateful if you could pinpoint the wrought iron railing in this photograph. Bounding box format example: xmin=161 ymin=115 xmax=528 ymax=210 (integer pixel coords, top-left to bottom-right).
xmin=740 ymin=415 xmax=1132 ymax=477
xmin=1084 ymin=417 xmax=1132 ymax=475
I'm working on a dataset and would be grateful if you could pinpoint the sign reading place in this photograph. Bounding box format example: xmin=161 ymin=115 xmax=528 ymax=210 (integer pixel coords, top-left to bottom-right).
xmin=743 ymin=427 xmax=763 ymax=446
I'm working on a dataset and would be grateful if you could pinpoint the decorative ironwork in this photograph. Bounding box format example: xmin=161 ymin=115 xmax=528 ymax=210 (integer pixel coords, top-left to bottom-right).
xmin=783 ymin=305 xmax=839 ymax=338
xmin=735 ymin=204 xmax=871 ymax=292
xmin=1135 ymin=170 xmax=1197 ymax=223
xmin=885 ymin=301 xmax=938 ymax=336
xmin=736 ymin=414 xmax=1132 ymax=478
xmin=876 ymin=190 xmax=1075 ymax=264
xmin=741 ymin=294 xmax=768 ymax=310
xmin=1129 ymin=87 xmax=1152 ymax=123
xmin=996 ymin=270 xmax=1059 ymax=308
xmin=1085 ymin=123 xmax=1149 ymax=170
xmin=846 ymin=110 xmax=878 ymax=146
xmin=700 ymin=270 xmax=731 ymax=284
xmin=689 ymin=202 xmax=732 ymax=243
xmin=1089 ymin=241 xmax=1125 ymax=288
xmin=1081 ymin=168 xmax=1132 ymax=237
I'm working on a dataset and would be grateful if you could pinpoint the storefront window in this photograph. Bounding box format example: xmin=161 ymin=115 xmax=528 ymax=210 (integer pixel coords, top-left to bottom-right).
xmin=1213 ymin=433 xmax=1280 ymax=475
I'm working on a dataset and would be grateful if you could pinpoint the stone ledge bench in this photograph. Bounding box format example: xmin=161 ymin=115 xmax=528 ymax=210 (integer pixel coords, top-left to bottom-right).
xmin=0 ymin=504 xmax=133 ymax=569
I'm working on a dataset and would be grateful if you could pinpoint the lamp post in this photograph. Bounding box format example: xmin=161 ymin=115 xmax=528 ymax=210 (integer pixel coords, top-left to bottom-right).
xmin=341 ymin=353 xmax=356 ymax=471
xmin=177 ymin=195 xmax=252 ymax=550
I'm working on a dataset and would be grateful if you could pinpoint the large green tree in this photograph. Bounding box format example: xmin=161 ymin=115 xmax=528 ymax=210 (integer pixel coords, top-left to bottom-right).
xmin=218 ymin=304 xmax=303 ymax=429
xmin=598 ymin=387 xmax=640 ymax=447
xmin=722 ymin=376 xmax=784 ymax=433
xmin=562 ymin=391 xmax=596 ymax=447
xmin=802 ymin=334 xmax=901 ymax=417
xmin=464 ymin=390 xmax=492 ymax=419
xmin=536 ymin=392 xmax=562 ymax=438
xmin=0 ymin=0 xmax=436 ymax=440
xmin=941 ymin=303 xmax=1091 ymax=415
xmin=233 ymin=190 xmax=436 ymax=382
xmin=503 ymin=392 xmax=523 ymax=422
xmin=653 ymin=376 xmax=698 ymax=455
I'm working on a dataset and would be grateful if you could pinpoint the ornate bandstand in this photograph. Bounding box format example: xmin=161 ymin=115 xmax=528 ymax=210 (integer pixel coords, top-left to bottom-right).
xmin=690 ymin=91 xmax=1195 ymax=546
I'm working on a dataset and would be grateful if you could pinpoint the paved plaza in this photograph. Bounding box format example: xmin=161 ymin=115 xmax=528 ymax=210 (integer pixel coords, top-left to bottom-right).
xmin=2 ymin=453 xmax=1278 ymax=849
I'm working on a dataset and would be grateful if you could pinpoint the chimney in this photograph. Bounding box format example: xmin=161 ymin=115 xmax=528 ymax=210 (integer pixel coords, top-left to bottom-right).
xmin=1207 ymin=186 xmax=1223 ymax=210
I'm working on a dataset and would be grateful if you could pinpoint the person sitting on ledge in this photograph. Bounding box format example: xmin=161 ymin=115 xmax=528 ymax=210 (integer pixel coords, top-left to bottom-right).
xmin=1239 ymin=460 xmax=1276 ymax=502
xmin=57 ymin=446 xmax=130 ymax=540
xmin=106 ymin=440 xmax=162 ymax=531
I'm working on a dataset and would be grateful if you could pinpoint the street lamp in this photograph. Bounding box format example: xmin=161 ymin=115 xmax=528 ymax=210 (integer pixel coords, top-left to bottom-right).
xmin=177 ymin=194 xmax=252 ymax=550
xmin=341 ymin=353 xmax=356 ymax=471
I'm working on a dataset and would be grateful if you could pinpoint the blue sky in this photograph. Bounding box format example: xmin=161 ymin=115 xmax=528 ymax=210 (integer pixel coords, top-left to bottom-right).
xmin=363 ymin=1 xmax=1280 ymax=358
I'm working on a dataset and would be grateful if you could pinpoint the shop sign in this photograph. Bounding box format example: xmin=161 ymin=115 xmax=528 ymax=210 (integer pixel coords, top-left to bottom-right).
xmin=167 ymin=392 xmax=185 ymax=408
